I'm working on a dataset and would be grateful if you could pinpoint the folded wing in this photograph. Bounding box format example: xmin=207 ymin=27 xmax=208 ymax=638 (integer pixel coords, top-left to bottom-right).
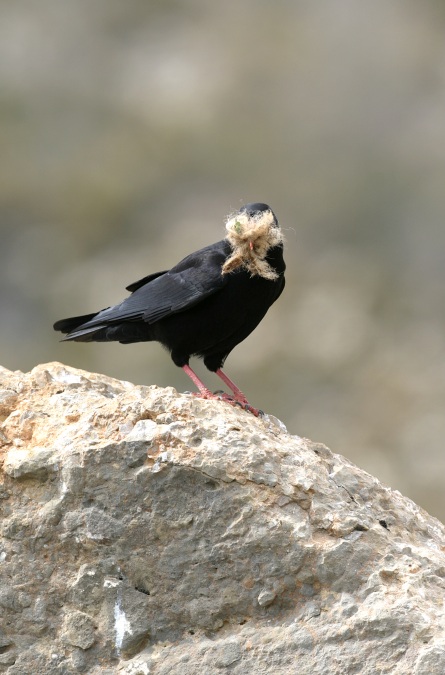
xmin=55 ymin=241 xmax=230 ymax=339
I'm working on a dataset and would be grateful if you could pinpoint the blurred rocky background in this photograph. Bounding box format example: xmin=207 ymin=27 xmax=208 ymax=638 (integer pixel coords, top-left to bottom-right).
xmin=1 ymin=1 xmax=445 ymax=518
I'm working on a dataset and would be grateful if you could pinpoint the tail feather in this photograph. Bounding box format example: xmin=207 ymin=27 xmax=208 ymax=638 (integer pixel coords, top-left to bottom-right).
xmin=53 ymin=312 xmax=99 ymax=334
xmin=60 ymin=326 xmax=108 ymax=342
xmin=54 ymin=312 xmax=153 ymax=344
xmin=54 ymin=312 xmax=107 ymax=342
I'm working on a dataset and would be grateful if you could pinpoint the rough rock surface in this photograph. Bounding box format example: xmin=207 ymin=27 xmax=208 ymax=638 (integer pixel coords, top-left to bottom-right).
xmin=1 ymin=362 xmax=445 ymax=674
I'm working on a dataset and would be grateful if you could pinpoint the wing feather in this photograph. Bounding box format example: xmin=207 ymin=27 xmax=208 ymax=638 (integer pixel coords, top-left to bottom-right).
xmin=125 ymin=270 xmax=168 ymax=293
xmin=67 ymin=241 xmax=230 ymax=332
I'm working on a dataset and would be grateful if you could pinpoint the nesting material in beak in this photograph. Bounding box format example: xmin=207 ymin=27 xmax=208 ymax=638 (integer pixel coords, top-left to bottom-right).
xmin=222 ymin=209 xmax=284 ymax=280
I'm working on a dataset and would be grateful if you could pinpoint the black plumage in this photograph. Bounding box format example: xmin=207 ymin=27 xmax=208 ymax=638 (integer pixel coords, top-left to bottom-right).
xmin=54 ymin=202 xmax=285 ymax=415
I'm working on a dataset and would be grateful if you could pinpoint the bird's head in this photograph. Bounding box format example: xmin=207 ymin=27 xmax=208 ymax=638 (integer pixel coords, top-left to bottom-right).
xmin=222 ymin=203 xmax=283 ymax=280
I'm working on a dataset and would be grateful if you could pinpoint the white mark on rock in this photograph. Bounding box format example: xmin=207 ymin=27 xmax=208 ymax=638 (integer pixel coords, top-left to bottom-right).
xmin=257 ymin=588 xmax=276 ymax=607
xmin=53 ymin=370 xmax=83 ymax=384
xmin=217 ymin=419 xmax=227 ymax=437
xmin=114 ymin=595 xmax=132 ymax=653
xmin=122 ymin=663 xmax=150 ymax=675
xmin=104 ymin=578 xmax=119 ymax=588
xmin=151 ymin=461 xmax=162 ymax=474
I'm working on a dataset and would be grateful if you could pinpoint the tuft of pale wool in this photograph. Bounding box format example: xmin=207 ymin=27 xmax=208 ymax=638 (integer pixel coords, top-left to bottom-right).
xmin=222 ymin=210 xmax=284 ymax=280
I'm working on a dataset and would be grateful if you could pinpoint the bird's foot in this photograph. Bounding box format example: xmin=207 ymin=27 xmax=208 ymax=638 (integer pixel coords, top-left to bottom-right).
xmin=183 ymin=366 xmax=262 ymax=416
xmin=189 ymin=389 xmax=220 ymax=401
xmin=189 ymin=389 xmax=231 ymax=404
xmin=213 ymin=390 xmax=237 ymax=403
xmin=213 ymin=390 xmax=263 ymax=417
xmin=188 ymin=389 xmax=262 ymax=416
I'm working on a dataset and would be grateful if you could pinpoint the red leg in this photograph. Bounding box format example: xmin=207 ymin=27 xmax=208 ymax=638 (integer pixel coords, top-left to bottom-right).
xmin=182 ymin=365 xmax=261 ymax=416
xmin=215 ymin=369 xmax=249 ymax=404
xmin=182 ymin=365 xmax=213 ymax=397
xmin=216 ymin=369 xmax=262 ymax=416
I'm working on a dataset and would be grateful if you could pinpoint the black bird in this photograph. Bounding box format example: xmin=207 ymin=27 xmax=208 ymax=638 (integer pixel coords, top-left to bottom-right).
xmin=54 ymin=202 xmax=285 ymax=415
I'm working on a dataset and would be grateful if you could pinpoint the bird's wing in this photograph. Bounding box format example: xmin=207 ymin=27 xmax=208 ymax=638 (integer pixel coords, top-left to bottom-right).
xmin=125 ymin=270 xmax=168 ymax=293
xmin=76 ymin=241 xmax=230 ymax=329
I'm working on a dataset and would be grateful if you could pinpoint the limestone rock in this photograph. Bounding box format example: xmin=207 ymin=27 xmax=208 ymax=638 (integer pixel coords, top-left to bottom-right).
xmin=0 ymin=362 xmax=445 ymax=673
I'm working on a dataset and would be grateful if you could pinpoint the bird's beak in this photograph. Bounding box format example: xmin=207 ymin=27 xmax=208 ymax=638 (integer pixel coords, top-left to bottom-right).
xmin=249 ymin=241 xmax=254 ymax=251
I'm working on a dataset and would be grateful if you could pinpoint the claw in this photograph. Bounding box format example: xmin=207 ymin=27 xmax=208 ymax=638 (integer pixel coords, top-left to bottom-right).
xmin=182 ymin=366 xmax=261 ymax=416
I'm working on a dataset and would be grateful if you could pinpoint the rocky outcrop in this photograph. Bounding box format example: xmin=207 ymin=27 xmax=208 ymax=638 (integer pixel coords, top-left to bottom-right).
xmin=1 ymin=362 xmax=445 ymax=674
